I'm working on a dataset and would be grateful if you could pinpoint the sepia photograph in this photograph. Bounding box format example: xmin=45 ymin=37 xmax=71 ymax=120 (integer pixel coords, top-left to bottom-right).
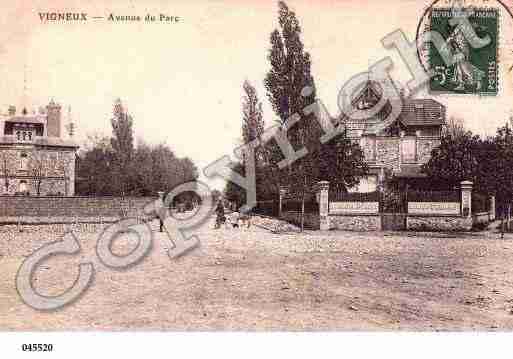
xmin=1 ymin=0 xmax=513 ymax=357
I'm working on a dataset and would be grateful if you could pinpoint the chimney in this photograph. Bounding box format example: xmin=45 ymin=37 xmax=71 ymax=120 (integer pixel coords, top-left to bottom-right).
xmin=46 ymin=100 xmax=62 ymax=137
xmin=8 ymin=105 xmax=15 ymax=116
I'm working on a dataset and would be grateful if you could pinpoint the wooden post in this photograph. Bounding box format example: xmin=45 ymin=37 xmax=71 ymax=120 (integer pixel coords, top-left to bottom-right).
xmin=506 ymin=203 xmax=511 ymax=232
xmin=501 ymin=205 xmax=504 ymax=239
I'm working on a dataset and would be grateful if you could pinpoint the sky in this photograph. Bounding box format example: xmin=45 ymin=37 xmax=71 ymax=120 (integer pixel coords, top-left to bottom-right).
xmin=0 ymin=0 xmax=512 ymax=190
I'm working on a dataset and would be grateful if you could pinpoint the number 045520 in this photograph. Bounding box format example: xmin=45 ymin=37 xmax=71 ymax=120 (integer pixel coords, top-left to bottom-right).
xmin=21 ymin=344 xmax=53 ymax=352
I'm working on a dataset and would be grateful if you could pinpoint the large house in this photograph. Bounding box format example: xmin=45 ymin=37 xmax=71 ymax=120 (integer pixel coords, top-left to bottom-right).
xmin=338 ymin=81 xmax=446 ymax=192
xmin=0 ymin=101 xmax=78 ymax=196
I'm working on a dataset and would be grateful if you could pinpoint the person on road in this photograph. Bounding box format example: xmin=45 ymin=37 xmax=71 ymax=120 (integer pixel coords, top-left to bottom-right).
xmin=215 ymin=200 xmax=226 ymax=229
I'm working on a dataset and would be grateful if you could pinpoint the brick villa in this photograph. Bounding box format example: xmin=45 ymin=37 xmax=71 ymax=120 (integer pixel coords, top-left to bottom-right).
xmin=338 ymin=81 xmax=446 ymax=193
xmin=0 ymin=101 xmax=78 ymax=196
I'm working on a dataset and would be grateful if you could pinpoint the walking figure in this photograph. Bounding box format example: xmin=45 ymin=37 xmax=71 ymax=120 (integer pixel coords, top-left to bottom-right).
xmin=215 ymin=200 xmax=226 ymax=229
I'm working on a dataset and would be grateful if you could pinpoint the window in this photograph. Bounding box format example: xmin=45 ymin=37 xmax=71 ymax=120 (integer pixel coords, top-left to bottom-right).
xmin=20 ymin=152 xmax=28 ymax=171
xmin=18 ymin=180 xmax=27 ymax=194
xmin=15 ymin=130 xmax=34 ymax=142
xmin=401 ymin=138 xmax=417 ymax=163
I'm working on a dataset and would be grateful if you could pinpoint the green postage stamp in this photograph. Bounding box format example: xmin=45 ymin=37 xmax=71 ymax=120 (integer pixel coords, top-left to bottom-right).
xmin=429 ymin=7 xmax=499 ymax=96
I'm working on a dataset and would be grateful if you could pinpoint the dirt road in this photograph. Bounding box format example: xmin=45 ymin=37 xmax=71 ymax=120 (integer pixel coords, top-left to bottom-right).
xmin=1 ymin=219 xmax=513 ymax=330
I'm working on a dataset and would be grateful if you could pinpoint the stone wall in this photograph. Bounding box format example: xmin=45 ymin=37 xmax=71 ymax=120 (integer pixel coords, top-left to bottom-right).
xmin=0 ymin=196 xmax=157 ymax=222
xmin=0 ymin=148 xmax=76 ymax=195
xmin=281 ymin=211 xmax=320 ymax=229
xmin=407 ymin=215 xmax=472 ymax=231
xmin=330 ymin=214 xmax=381 ymax=231
xmin=375 ymin=138 xmax=400 ymax=169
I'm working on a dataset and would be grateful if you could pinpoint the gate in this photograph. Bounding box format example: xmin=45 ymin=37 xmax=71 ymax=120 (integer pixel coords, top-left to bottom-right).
xmin=380 ymin=190 xmax=407 ymax=231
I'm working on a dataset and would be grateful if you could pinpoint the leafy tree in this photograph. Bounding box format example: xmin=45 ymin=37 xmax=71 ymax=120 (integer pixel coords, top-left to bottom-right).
xmin=77 ymin=110 xmax=200 ymax=198
xmin=76 ymin=135 xmax=116 ymax=195
xmin=225 ymin=80 xmax=268 ymax=208
xmin=241 ymin=80 xmax=265 ymax=145
xmin=264 ymin=1 xmax=320 ymax=230
xmin=489 ymin=124 xmax=513 ymax=200
xmin=110 ymin=98 xmax=135 ymax=195
xmin=264 ymin=1 xmax=316 ymax=121
xmin=443 ymin=116 xmax=467 ymax=139
xmin=317 ymin=127 xmax=369 ymax=193
xmin=224 ymin=162 xmax=246 ymax=209
xmin=422 ymin=132 xmax=483 ymax=189
xmin=422 ymin=126 xmax=497 ymax=196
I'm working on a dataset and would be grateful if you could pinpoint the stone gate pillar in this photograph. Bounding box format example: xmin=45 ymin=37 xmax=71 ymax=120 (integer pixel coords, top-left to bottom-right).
xmin=490 ymin=195 xmax=496 ymax=221
xmin=460 ymin=181 xmax=473 ymax=218
xmin=318 ymin=181 xmax=330 ymax=231
xmin=279 ymin=186 xmax=287 ymax=218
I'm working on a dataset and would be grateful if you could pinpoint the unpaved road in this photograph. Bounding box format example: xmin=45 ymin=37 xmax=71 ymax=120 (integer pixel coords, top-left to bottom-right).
xmin=1 ymin=219 xmax=513 ymax=330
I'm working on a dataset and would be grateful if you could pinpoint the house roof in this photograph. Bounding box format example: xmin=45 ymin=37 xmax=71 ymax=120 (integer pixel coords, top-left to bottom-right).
xmin=399 ymin=99 xmax=446 ymax=127
xmin=5 ymin=116 xmax=45 ymax=124
xmin=336 ymin=81 xmax=446 ymax=130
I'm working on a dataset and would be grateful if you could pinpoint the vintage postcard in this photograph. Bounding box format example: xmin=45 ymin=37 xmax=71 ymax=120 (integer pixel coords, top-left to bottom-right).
xmin=2 ymin=0 xmax=513 ymax=356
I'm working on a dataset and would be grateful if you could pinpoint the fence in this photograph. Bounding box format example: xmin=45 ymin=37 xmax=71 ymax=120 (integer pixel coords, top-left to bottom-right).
xmin=322 ymin=180 xmax=494 ymax=232
xmin=279 ymin=192 xmax=320 ymax=229
xmin=407 ymin=190 xmax=460 ymax=203
xmin=329 ymin=191 xmax=379 ymax=202
xmin=252 ymin=200 xmax=279 ymax=217
xmin=254 ymin=181 xmax=495 ymax=232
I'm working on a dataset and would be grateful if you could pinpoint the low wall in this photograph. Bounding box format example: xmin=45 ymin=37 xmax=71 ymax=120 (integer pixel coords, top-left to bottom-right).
xmin=407 ymin=215 xmax=472 ymax=232
xmin=0 ymin=196 xmax=157 ymax=222
xmin=281 ymin=211 xmax=320 ymax=229
xmin=330 ymin=214 xmax=381 ymax=231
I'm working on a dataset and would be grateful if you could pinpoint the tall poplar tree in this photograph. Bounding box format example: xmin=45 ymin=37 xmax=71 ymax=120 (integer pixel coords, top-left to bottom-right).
xmin=264 ymin=1 xmax=320 ymax=230
xmin=111 ymin=98 xmax=135 ymax=195
xmin=225 ymin=80 xmax=266 ymax=208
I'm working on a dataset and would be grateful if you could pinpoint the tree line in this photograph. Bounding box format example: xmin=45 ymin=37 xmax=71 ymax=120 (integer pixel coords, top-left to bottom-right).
xmin=423 ymin=116 xmax=513 ymax=208
xmin=77 ymin=98 xmax=199 ymax=205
